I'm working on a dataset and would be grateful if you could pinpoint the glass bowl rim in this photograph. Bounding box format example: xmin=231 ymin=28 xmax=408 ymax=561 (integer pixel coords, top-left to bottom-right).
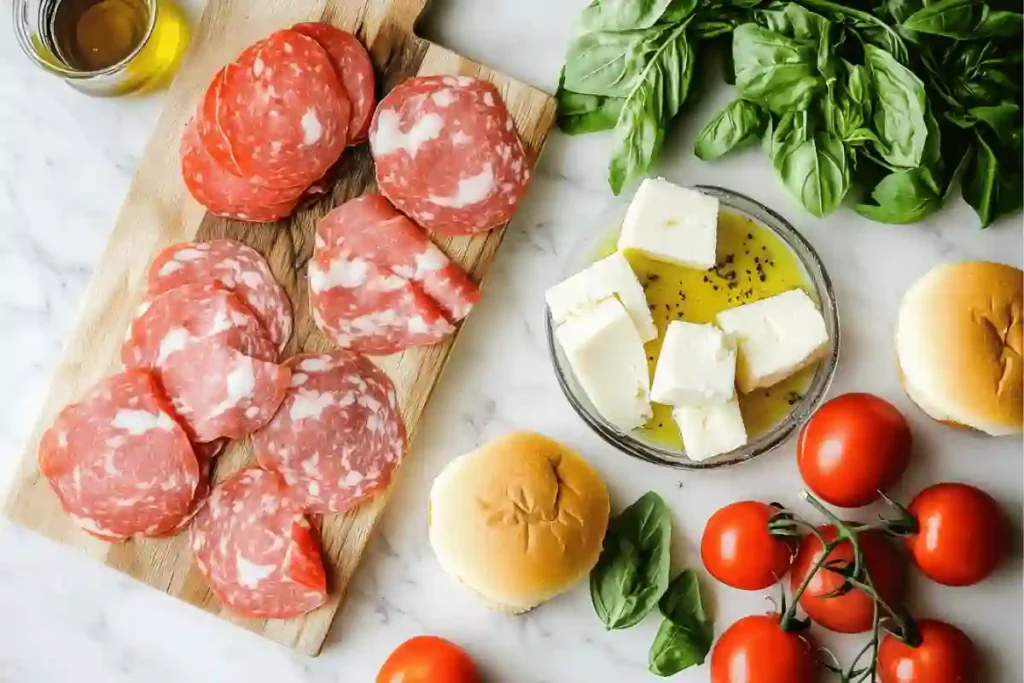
xmin=545 ymin=183 xmax=841 ymax=470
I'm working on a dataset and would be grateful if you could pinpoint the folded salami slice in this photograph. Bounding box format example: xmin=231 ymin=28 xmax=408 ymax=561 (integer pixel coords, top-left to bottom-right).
xmin=317 ymin=195 xmax=481 ymax=322
xmin=370 ymin=75 xmax=530 ymax=235
xmin=291 ymin=23 xmax=376 ymax=144
xmin=253 ymin=351 xmax=406 ymax=513
xmin=209 ymin=29 xmax=351 ymax=189
xmin=190 ymin=467 xmax=327 ymax=619
xmin=148 ymin=453 xmax=213 ymax=539
xmin=38 ymin=369 xmax=200 ymax=541
xmin=308 ymin=246 xmax=454 ymax=355
xmin=147 ymin=240 xmax=293 ymax=354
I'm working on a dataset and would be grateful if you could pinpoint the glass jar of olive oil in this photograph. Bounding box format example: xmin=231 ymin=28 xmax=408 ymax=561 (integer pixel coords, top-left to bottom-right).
xmin=13 ymin=0 xmax=191 ymax=96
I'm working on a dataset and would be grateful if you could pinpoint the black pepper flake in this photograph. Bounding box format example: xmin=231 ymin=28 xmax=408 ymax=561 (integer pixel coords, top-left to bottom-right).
xmin=762 ymin=245 xmax=767 ymax=251
xmin=747 ymin=233 xmax=753 ymax=239
xmin=745 ymin=269 xmax=751 ymax=275
xmin=728 ymin=282 xmax=738 ymax=289
xmin=754 ymin=257 xmax=760 ymax=264
xmin=658 ymin=423 xmax=664 ymax=428
xmin=725 ymin=254 xmax=735 ymax=265
xmin=648 ymin=356 xmax=654 ymax=361
xmin=713 ymin=285 xmax=719 ymax=291
xmin=760 ymin=274 xmax=767 ymax=282
xmin=703 ymin=275 xmax=710 ymax=283
xmin=649 ymin=274 xmax=660 ymax=282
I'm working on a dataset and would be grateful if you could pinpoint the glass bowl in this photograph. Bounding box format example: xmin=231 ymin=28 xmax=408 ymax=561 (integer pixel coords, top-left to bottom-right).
xmin=546 ymin=185 xmax=840 ymax=470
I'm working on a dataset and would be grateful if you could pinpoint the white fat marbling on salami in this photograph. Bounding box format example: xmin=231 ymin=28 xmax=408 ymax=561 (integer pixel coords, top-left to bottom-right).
xmin=370 ymin=110 xmax=444 ymax=157
xmin=427 ymin=164 xmax=496 ymax=208
xmin=112 ymin=409 xmax=176 ymax=436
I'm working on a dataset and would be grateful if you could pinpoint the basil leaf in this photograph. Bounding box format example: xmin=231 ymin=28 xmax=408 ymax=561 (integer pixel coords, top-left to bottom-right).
xmin=903 ymin=0 xmax=1023 ymax=39
xmin=581 ymin=0 xmax=695 ymax=32
xmin=558 ymin=91 xmax=626 ymax=135
xmin=695 ymin=99 xmax=769 ymax=159
xmin=865 ymin=44 xmax=928 ymax=169
xmin=855 ymin=169 xmax=942 ymax=223
xmin=693 ymin=19 xmax=736 ymax=39
xmin=648 ymin=570 xmax=714 ymax=677
xmin=756 ymin=3 xmax=831 ymax=39
xmin=962 ymin=132 xmax=1023 ymax=227
xmin=771 ymin=117 xmax=851 ymax=216
xmin=590 ymin=492 xmax=673 ymax=630
xmin=609 ymin=23 xmax=694 ymax=194
xmin=564 ymin=27 xmax=669 ymax=97
xmin=732 ymin=24 xmax=824 ymax=113
xmin=968 ymin=104 xmax=1021 ymax=146
xmin=827 ymin=62 xmax=875 ymax=144
xmin=799 ymin=0 xmax=911 ymax=64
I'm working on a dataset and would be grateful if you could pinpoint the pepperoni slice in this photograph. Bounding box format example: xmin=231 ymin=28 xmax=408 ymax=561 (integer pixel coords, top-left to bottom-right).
xmin=38 ymin=369 xmax=199 ymax=541
xmin=317 ymin=195 xmax=480 ymax=321
xmin=308 ymin=246 xmax=454 ymax=355
xmin=190 ymin=467 xmax=327 ymax=619
xmin=253 ymin=351 xmax=406 ymax=513
xmin=290 ymin=23 xmax=377 ymax=144
xmin=214 ymin=30 xmax=351 ymax=188
xmin=369 ymin=75 xmax=530 ymax=235
xmin=147 ymin=240 xmax=293 ymax=354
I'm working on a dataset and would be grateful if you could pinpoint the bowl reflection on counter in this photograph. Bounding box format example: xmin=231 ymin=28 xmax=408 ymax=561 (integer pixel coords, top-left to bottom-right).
xmin=545 ymin=185 xmax=840 ymax=470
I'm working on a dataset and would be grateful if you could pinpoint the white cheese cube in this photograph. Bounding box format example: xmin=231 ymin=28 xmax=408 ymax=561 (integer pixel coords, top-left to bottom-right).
xmin=673 ymin=398 xmax=748 ymax=462
xmin=555 ymin=297 xmax=653 ymax=431
xmin=545 ymin=252 xmax=657 ymax=342
xmin=618 ymin=178 xmax=719 ymax=270
xmin=651 ymin=321 xmax=736 ymax=406
xmin=716 ymin=289 xmax=829 ymax=393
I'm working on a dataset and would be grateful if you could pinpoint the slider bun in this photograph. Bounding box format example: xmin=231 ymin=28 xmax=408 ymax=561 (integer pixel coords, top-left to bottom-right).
xmin=428 ymin=432 xmax=610 ymax=614
xmin=896 ymin=261 xmax=1022 ymax=435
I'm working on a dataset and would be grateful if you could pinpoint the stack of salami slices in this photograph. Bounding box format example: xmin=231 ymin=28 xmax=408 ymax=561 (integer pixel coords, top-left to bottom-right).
xmin=181 ymin=24 xmax=376 ymax=222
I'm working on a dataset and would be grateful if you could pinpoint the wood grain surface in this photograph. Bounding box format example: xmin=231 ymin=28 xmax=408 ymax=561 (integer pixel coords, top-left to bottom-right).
xmin=3 ymin=0 xmax=555 ymax=655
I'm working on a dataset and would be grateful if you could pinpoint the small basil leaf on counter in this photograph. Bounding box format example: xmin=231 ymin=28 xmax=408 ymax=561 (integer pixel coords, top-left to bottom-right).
xmin=855 ymin=169 xmax=942 ymax=224
xmin=732 ymin=24 xmax=824 ymax=113
xmin=695 ymin=99 xmax=769 ymax=160
xmin=865 ymin=44 xmax=929 ymax=169
xmin=648 ymin=570 xmax=714 ymax=677
xmin=902 ymin=0 xmax=1023 ymax=39
xmin=563 ymin=27 xmax=669 ymax=98
xmin=590 ymin=492 xmax=672 ymax=630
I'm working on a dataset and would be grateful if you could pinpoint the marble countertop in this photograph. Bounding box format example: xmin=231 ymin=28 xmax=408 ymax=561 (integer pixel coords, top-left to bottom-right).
xmin=1 ymin=1 xmax=1021 ymax=681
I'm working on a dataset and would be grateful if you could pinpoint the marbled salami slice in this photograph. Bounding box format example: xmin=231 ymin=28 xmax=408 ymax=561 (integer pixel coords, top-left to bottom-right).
xmin=147 ymin=240 xmax=293 ymax=354
xmin=291 ymin=23 xmax=376 ymax=144
xmin=190 ymin=467 xmax=327 ymax=619
xmin=308 ymin=246 xmax=454 ymax=354
xmin=318 ymin=195 xmax=480 ymax=321
xmin=214 ymin=29 xmax=351 ymax=188
xmin=369 ymin=75 xmax=530 ymax=235
xmin=253 ymin=351 xmax=406 ymax=513
xmin=38 ymin=369 xmax=199 ymax=541
xmin=148 ymin=453 xmax=212 ymax=538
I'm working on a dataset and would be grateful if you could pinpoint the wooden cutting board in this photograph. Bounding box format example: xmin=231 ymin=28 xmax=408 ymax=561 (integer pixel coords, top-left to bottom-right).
xmin=3 ymin=0 xmax=555 ymax=655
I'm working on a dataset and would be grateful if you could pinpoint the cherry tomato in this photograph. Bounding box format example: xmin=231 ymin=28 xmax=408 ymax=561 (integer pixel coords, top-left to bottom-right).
xmin=878 ymin=619 xmax=977 ymax=683
xmin=701 ymin=501 xmax=795 ymax=590
xmin=797 ymin=393 xmax=912 ymax=508
xmin=377 ymin=636 xmax=479 ymax=683
xmin=906 ymin=482 xmax=1008 ymax=587
xmin=710 ymin=613 xmax=818 ymax=683
xmin=790 ymin=526 xmax=904 ymax=634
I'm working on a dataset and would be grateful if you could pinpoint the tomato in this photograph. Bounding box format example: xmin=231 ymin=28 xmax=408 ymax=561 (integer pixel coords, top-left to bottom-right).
xmin=906 ymin=482 xmax=1008 ymax=586
xmin=377 ymin=636 xmax=480 ymax=683
xmin=701 ymin=501 xmax=795 ymax=590
xmin=790 ymin=526 xmax=904 ymax=634
xmin=797 ymin=393 xmax=912 ymax=508
xmin=878 ymin=619 xmax=977 ymax=683
xmin=710 ymin=613 xmax=818 ymax=683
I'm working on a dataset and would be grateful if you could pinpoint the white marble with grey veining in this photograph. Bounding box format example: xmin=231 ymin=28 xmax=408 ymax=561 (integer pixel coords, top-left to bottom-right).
xmin=0 ymin=1 xmax=1021 ymax=681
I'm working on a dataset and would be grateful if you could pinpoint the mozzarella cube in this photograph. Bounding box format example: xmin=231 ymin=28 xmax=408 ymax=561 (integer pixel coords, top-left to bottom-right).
xmin=546 ymin=252 xmax=657 ymax=342
xmin=618 ymin=179 xmax=718 ymax=270
xmin=556 ymin=297 xmax=652 ymax=431
xmin=716 ymin=289 xmax=829 ymax=393
xmin=673 ymin=398 xmax=748 ymax=462
xmin=651 ymin=321 xmax=736 ymax=406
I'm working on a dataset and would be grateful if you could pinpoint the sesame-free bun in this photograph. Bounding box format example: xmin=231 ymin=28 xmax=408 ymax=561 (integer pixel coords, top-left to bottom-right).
xmin=428 ymin=432 xmax=610 ymax=614
xmin=896 ymin=261 xmax=1022 ymax=436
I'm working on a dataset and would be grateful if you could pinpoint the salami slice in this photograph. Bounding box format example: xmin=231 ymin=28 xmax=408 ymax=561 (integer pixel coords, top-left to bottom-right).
xmin=147 ymin=240 xmax=293 ymax=354
xmin=213 ymin=30 xmax=351 ymax=188
xmin=291 ymin=23 xmax=376 ymax=144
xmin=317 ymin=195 xmax=481 ymax=321
xmin=190 ymin=467 xmax=327 ymax=619
xmin=369 ymin=75 xmax=530 ymax=235
xmin=38 ymin=369 xmax=199 ymax=541
xmin=148 ymin=453 xmax=213 ymax=538
xmin=181 ymin=116 xmax=303 ymax=223
xmin=308 ymin=246 xmax=454 ymax=354
xmin=253 ymin=351 xmax=406 ymax=513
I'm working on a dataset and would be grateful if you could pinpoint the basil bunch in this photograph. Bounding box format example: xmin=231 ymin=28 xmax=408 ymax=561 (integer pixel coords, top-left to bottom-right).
xmin=589 ymin=492 xmax=713 ymax=677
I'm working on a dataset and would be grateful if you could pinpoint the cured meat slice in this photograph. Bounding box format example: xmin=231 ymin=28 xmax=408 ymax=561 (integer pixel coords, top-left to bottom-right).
xmin=308 ymin=246 xmax=454 ymax=355
xmin=148 ymin=454 xmax=212 ymax=538
xmin=212 ymin=29 xmax=351 ymax=188
xmin=369 ymin=75 xmax=531 ymax=235
xmin=190 ymin=467 xmax=327 ymax=619
xmin=122 ymin=282 xmax=289 ymax=441
xmin=291 ymin=23 xmax=376 ymax=144
xmin=147 ymin=240 xmax=294 ymax=353
xmin=38 ymin=369 xmax=199 ymax=541
xmin=253 ymin=351 xmax=406 ymax=513
xmin=317 ymin=195 xmax=481 ymax=321
xmin=181 ymin=116 xmax=303 ymax=223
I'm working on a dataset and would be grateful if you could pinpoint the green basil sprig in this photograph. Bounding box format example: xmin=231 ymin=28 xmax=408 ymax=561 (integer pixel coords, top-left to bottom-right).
xmin=694 ymin=99 xmax=769 ymax=160
xmin=903 ymin=0 xmax=1023 ymax=39
xmin=648 ymin=570 xmax=714 ymax=677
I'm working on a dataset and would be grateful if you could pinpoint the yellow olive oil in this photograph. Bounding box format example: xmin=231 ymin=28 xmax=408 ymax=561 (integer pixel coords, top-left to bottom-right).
xmin=596 ymin=211 xmax=817 ymax=449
